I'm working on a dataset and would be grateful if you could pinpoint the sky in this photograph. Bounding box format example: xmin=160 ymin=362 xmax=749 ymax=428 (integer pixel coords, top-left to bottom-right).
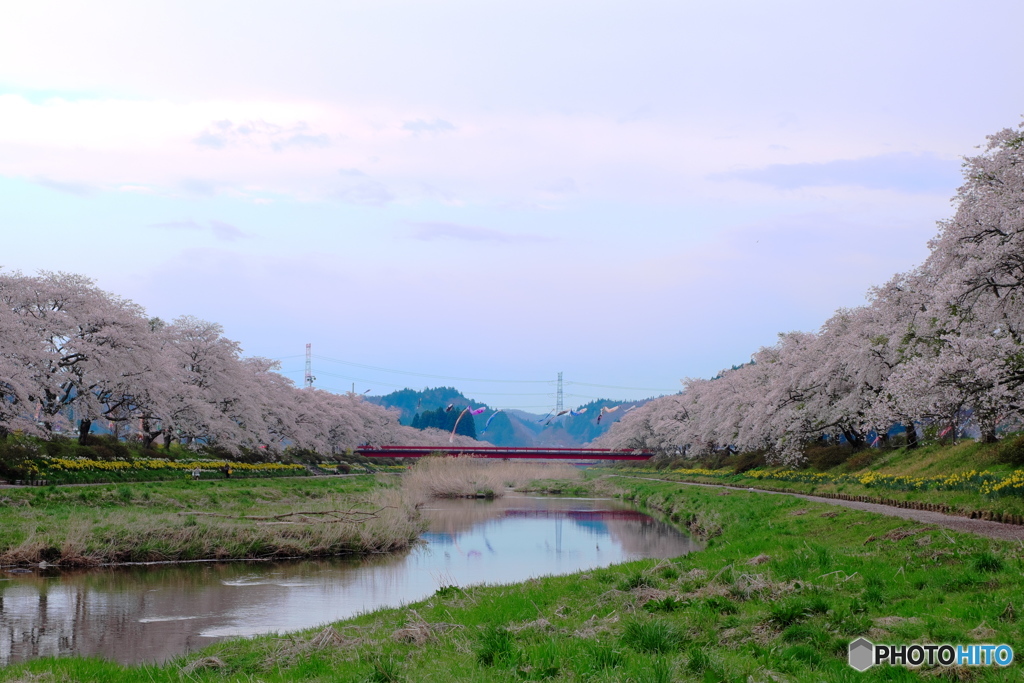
xmin=2 ymin=1 xmax=1024 ymax=410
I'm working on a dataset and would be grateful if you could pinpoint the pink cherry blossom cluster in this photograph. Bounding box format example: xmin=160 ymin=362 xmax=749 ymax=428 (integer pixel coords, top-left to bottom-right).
xmin=0 ymin=271 xmax=476 ymax=454
xmin=598 ymin=120 xmax=1024 ymax=467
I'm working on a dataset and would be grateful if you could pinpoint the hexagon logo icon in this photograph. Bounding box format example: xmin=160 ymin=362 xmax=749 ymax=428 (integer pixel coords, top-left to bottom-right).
xmin=848 ymin=637 xmax=875 ymax=671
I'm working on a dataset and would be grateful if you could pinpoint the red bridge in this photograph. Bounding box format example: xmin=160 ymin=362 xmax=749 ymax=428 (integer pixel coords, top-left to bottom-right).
xmin=353 ymin=445 xmax=652 ymax=461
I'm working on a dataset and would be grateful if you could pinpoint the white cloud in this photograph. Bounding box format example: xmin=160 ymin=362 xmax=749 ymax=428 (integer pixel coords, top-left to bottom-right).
xmin=150 ymin=219 xmax=250 ymax=241
xmin=409 ymin=221 xmax=553 ymax=243
xmin=402 ymin=118 xmax=456 ymax=134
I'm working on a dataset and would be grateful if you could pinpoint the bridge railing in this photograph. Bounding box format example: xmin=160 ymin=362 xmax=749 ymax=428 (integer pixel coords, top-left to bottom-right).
xmin=352 ymin=445 xmax=652 ymax=460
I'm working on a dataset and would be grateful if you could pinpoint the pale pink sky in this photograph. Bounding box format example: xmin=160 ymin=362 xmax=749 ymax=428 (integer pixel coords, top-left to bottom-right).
xmin=2 ymin=1 xmax=1023 ymax=407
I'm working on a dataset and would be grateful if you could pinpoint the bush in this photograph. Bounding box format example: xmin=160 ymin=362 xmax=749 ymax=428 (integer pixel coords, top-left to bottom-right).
xmin=699 ymin=452 xmax=731 ymax=470
xmin=804 ymin=444 xmax=853 ymax=471
xmin=843 ymin=449 xmax=878 ymax=471
xmin=0 ymin=435 xmax=46 ymax=480
xmin=997 ymin=434 xmax=1024 ymax=466
xmin=733 ymin=449 xmax=766 ymax=474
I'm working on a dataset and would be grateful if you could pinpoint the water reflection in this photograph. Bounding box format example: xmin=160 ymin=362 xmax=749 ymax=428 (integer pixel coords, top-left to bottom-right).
xmin=0 ymin=494 xmax=699 ymax=665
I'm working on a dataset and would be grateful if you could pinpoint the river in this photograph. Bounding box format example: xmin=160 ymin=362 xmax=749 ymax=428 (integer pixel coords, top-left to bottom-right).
xmin=0 ymin=493 xmax=700 ymax=665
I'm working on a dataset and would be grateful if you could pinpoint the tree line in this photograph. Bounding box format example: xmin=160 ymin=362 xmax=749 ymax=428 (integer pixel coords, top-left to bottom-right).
xmin=0 ymin=273 xmax=476 ymax=455
xmin=598 ymin=120 xmax=1024 ymax=466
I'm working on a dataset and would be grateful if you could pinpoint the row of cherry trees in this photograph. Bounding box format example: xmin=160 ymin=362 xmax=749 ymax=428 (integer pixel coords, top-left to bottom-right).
xmin=599 ymin=120 xmax=1024 ymax=466
xmin=0 ymin=271 xmax=474 ymax=454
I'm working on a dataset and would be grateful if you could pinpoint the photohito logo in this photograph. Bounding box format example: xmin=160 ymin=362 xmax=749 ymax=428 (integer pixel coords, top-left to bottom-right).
xmin=848 ymin=638 xmax=1014 ymax=671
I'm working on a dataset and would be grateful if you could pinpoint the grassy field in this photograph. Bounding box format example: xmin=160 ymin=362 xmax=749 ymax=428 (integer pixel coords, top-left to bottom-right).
xmin=3 ymin=475 xmax=1020 ymax=682
xmin=0 ymin=475 xmax=420 ymax=565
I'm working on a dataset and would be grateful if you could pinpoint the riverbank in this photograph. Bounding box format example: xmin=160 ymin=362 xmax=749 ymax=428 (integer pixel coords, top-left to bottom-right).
xmin=0 ymin=475 xmax=419 ymax=566
xmin=612 ymin=473 xmax=1024 ymax=542
xmin=3 ymin=476 xmax=1019 ymax=681
xmin=612 ymin=439 xmax=1024 ymax=522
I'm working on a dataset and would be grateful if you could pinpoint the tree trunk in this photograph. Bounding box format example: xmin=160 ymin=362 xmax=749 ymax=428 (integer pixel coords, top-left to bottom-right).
xmin=904 ymin=422 xmax=918 ymax=449
xmin=163 ymin=433 xmax=173 ymax=449
xmin=842 ymin=428 xmax=865 ymax=450
xmin=982 ymin=427 xmax=998 ymax=443
xmin=77 ymin=419 xmax=92 ymax=445
xmin=0 ymin=425 xmax=8 ymax=440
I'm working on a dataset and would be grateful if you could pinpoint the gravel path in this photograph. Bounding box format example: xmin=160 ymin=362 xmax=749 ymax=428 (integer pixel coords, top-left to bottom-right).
xmin=612 ymin=475 xmax=1024 ymax=543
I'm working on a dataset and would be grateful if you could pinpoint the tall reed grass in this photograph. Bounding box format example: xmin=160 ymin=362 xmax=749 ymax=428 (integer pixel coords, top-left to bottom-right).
xmin=401 ymin=456 xmax=582 ymax=502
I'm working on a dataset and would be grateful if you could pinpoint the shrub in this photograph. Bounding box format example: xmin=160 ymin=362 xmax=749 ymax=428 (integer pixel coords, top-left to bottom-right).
xmin=997 ymin=434 xmax=1024 ymax=466
xmin=733 ymin=449 xmax=767 ymax=474
xmin=0 ymin=435 xmax=45 ymax=480
xmin=804 ymin=444 xmax=853 ymax=471
xmin=843 ymin=449 xmax=878 ymax=471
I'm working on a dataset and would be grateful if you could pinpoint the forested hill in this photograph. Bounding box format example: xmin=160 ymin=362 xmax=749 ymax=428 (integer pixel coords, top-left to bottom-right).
xmin=364 ymin=387 xmax=484 ymax=424
xmin=366 ymin=387 xmax=656 ymax=447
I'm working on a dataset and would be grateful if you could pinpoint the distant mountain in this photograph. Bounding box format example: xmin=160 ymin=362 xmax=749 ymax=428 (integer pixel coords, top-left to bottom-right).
xmin=366 ymin=387 xmax=660 ymax=447
xmin=365 ymin=387 xmax=486 ymax=424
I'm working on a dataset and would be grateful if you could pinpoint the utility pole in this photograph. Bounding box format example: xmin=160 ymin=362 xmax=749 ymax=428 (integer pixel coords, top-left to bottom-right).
xmin=556 ymin=371 xmax=563 ymax=413
xmin=304 ymin=343 xmax=316 ymax=389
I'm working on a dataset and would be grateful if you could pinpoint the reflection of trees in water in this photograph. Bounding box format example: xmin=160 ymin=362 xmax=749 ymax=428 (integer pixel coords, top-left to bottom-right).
xmin=422 ymin=495 xmax=700 ymax=560
xmin=422 ymin=494 xmax=639 ymax=539
xmin=0 ymin=554 xmax=415 ymax=666
xmin=600 ymin=518 xmax=703 ymax=559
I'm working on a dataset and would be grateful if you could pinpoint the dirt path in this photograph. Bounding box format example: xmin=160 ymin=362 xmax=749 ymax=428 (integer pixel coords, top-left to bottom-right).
xmin=611 ymin=475 xmax=1024 ymax=543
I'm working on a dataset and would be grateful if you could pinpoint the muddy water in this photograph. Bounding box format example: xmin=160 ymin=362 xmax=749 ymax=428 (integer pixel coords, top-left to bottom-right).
xmin=0 ymin=494 xmax=699 ymax=664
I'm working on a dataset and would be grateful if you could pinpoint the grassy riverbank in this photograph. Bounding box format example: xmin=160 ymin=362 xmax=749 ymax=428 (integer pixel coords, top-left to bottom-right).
xmin=4 ymin=476 xmax=1020 ymax=681
xmin=615 ymin=440 xmax=1024 ymax=521
xmin=0 ymin=475 xmax=419 ymax=565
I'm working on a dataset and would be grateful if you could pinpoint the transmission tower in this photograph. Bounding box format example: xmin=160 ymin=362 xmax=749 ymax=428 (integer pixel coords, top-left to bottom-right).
xmin=556 ymin=371 xmax=563 ymax=412
xmin=304 ymin=343 xmax=316 ymax=389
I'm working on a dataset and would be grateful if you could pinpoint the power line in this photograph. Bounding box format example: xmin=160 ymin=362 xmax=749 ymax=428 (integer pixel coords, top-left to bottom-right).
xmin=281 ymin=352 xmax=674 ymax=395
xmin=312 ymin=354 xmax=554 ymax=384
xmin=286 ymin=370 xmax=556 ymax=397
xmin=313 ymin=371 xmax=413 ymax=389
xmin=565 ymin=380 xmax=674 ymax=392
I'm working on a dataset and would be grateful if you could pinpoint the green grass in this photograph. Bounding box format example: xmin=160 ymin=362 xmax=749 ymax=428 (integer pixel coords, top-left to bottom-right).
xmin=3 ymin=476 xmax=1022 ymax=681
xmin=611 ymin=439 xmax=1024 ymax=518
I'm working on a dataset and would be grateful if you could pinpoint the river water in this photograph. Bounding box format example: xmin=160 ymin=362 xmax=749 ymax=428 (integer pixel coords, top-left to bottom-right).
xmin=0 ymin=494 xmax=700 ymax=665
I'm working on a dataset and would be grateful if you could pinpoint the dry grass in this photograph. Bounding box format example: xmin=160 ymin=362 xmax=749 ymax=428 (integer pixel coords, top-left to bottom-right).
xmin=0 ymin=481 xmax=422 ymax=566
xmin=401 ymin=456 xmax=582 ymax=502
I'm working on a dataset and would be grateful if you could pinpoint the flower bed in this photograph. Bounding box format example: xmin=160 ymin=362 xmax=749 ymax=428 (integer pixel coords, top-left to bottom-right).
xmin=668 ymin=466 xmax=1024 ymax=498
xmin=34 ymin=457 xmax=307 ymax=483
